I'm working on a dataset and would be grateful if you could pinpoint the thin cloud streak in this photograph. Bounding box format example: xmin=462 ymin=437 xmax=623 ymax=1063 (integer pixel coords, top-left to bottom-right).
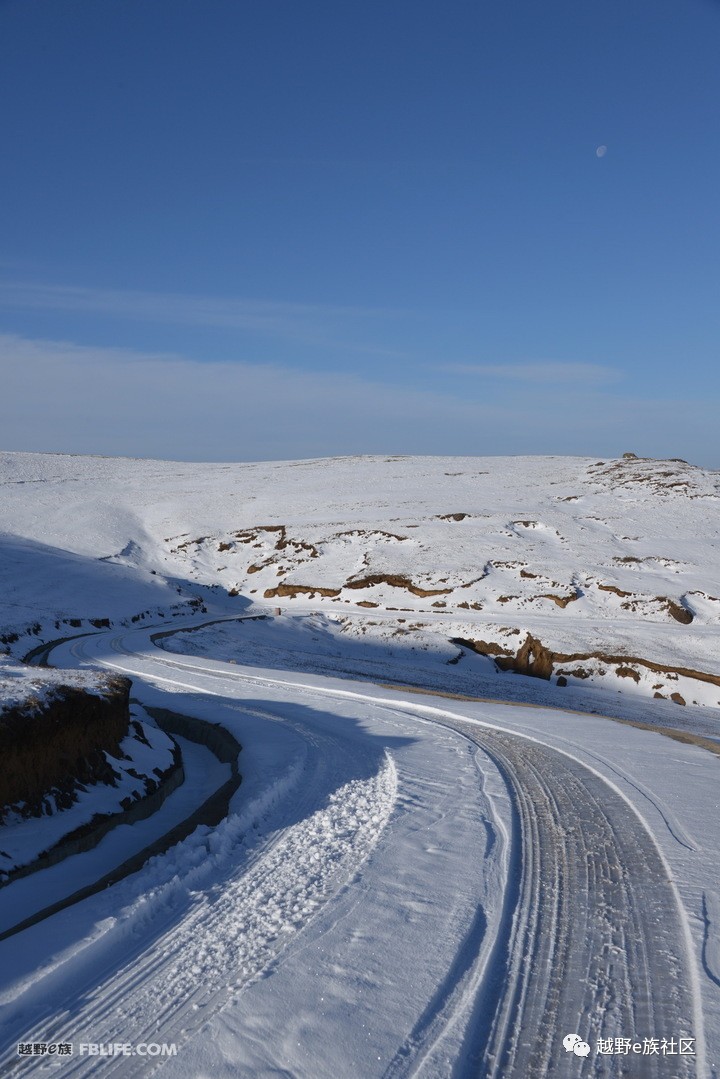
xmin=442 ymin=362 xmax=622 ymax=385
xmin=0 ymin=333 xmax=715 ymax=465
xmin=0 ymin=281 xmax=410 ymax=358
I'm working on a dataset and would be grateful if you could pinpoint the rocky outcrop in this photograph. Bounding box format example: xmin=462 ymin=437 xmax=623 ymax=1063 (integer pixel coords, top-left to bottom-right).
xmin=344 ymin=573 xmax=452 ymax=598
xmin=0 ymin=736 xmax=182 ymax=890
xmin=263 ymin=572 xmax=453 ymax=601
xmin=0 ymin=676 xmax=131 ymax=820
xmin=264 ymin=583 xmax=341 ymax=599
xmin=453 ymin=633 xmax=720 ymax=696
xmin=494 ymin=634 xmax=555 ymax=679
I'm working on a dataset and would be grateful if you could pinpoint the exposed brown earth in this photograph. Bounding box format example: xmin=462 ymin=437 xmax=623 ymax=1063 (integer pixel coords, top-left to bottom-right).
xmin=264 ymin=584 xmax=341 ymax=599
xmin=334 ymin=529 xmax=407 ymax=542
xmin=171 ymin=535 xmax=208 ymax=551
xmin=235 ymin=525 xmax=319 ymax=559
xmin=536 ymin=592 xmax=579 ymax=608
xmin=344 ymin=573 xmax=453 ymax=597
xmin=451 ymin=638 xmax=513 ymax=658
xmin=618 ymin=595 xmax=695 ymax=624
xmin=663 ymin=599 xmax=694 ymax=625
xmin=587 ymin=455 xmax=713 ymax=497
xmin=616 ymin=667 xmax=641 ymax=682
xmin=598 ymin=583 xmax=633 ymax=598
xmin=267 ymin=573 xmax=453 ymax=600
xmin=453 ymin=633 xmax=720 ymax=696
xmin=494 ymin=634 xmax=556 ymax=678
xmin=1 ymin=677 xmax=131 ymax=820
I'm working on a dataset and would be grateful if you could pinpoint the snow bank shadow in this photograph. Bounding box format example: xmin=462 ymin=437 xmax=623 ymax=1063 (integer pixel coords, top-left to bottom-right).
xmin=0 ymin=533 xmax=254 ymax=655
xmin=0 ymin=696 xmax=410 ymax=1063
xmin=160 ymin=613 xmax=720 ymax=739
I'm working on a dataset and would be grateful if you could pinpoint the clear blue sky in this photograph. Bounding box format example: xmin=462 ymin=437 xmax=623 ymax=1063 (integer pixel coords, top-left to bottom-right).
xmin=1 ymin=0 xmax=719 ymax=464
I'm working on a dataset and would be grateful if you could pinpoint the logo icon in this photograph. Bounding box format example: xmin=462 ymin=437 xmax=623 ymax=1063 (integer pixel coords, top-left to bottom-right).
xmin=563 ymin=1034 xmax=591 ymax=1057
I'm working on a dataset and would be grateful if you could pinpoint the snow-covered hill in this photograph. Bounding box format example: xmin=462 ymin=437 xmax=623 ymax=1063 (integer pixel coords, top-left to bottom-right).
xmin=2 ymin=450 xmax=720 ymax=717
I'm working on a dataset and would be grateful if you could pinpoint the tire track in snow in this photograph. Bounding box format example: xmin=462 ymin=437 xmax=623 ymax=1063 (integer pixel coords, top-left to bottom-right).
xmin=376 ymin=710 xmax=701 ymax=1079
xmin=12 ymin=628 xmax=703 ymax=1079
xmin=2 ymin=728 xmax=396 ymax=1078
xmin=447 ymin=725 xmax=699 ymax=1078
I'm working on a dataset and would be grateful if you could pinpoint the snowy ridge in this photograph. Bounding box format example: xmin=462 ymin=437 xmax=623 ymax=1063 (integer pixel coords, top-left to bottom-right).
xmin=2 ymin=452 xmax=720 ymax=721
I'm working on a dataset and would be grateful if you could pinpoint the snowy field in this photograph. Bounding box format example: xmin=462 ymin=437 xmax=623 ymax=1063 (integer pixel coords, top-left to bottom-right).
xmin=0 ymin=451 xmax=718 ymax=1077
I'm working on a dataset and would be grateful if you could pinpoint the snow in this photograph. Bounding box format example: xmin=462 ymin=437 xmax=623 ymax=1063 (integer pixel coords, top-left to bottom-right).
xmin=0 ymin=711 xmax=176 ymax=876
xmin=2 ymin=451 xmax=720 ymax=718
xmin=0 ymin=656 xmax=111 ymax=713
xmin=0 ymin=451 xmax=718 ymax=1076
xmin=0 ymin=733 xmax=228 ymax=935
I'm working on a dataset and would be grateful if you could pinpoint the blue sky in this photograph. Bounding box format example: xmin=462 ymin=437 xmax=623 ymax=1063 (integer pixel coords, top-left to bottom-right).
xmin=1 ymin=0 xmax=719 ymax=463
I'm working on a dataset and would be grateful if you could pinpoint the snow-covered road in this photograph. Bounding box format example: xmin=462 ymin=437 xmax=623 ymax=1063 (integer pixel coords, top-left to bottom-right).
xmin=435 ymin=726 xmax=699 ymax=1078
xmin=0 ymin=622 xmax=713 ymax=1077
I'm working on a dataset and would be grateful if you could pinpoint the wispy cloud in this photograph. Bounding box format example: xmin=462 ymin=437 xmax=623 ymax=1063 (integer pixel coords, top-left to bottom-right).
xmin=0 ymin=281 xmax=365 ymax=325
xmin=442 ymin=362 xmax=622 ymax=385
xmin=0 ymin=333 xmax=491 ymax=460
xmin=0 ymin=332 xmax=714 ymax=464
xmin=0 ymin=281 xmax=408 ymax=357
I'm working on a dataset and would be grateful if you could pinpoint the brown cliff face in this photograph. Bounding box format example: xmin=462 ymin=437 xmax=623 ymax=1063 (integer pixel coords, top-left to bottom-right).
xmin=452 ymin=634 xmax=720 ymax=699
xmin=0 ymin=676 xmax=131 ymax=819
xmin=494 ymin=634 xmax=556 ymax=679
xmin=452 ymin=634 xmax=556 ymax=679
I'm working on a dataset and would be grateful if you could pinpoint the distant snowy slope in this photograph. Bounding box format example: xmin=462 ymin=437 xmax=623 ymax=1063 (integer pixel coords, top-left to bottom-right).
xmin=1 ymin=450 xmax=719 ymax=705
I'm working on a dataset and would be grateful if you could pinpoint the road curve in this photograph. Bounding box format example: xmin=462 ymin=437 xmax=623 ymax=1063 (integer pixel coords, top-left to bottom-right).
xmin=1 ymin=622 xmax=704 ymax=1078
xmin=434 ymin=720 xmax=698 ymax=1078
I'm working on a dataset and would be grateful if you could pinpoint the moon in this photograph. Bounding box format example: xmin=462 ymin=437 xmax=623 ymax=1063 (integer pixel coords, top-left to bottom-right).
xmin=596 ymin=145 xmax=607 ymax=158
